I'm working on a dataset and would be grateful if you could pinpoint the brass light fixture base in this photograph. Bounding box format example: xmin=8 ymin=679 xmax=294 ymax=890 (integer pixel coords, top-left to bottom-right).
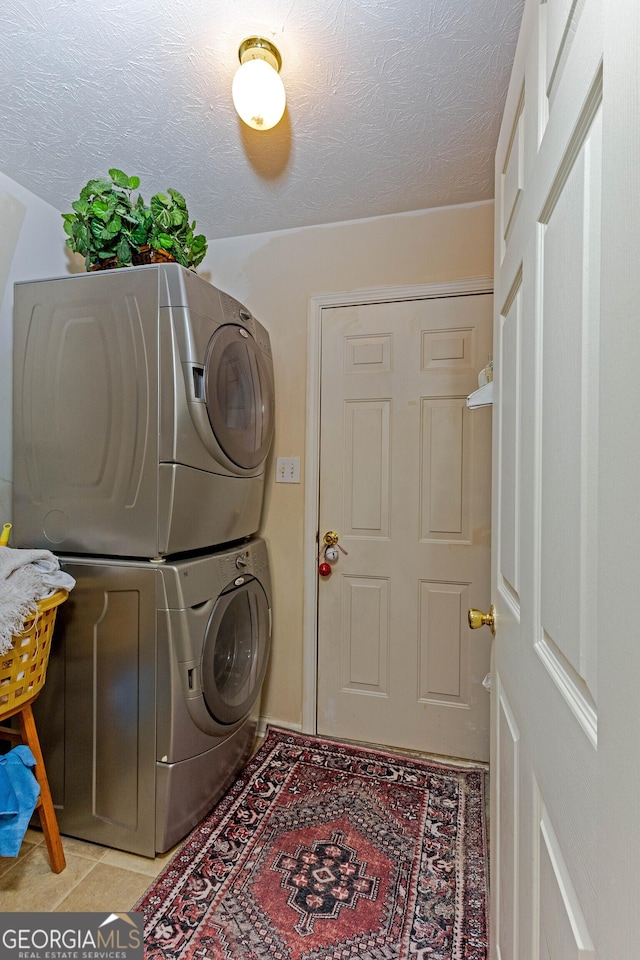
xmin=238 ymin=37 xmax=282 ymax=73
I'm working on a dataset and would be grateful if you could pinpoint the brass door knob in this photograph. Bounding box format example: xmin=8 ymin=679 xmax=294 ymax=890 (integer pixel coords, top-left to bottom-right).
xmin=323 ymin=531 xmax=340 ymax=546
xmin=468 ymin=605 xmax=496 ymax=636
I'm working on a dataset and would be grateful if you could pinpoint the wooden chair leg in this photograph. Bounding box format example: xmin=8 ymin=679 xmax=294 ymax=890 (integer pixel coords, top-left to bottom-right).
xmin=17 ymin=703 xmax=66 ymax=873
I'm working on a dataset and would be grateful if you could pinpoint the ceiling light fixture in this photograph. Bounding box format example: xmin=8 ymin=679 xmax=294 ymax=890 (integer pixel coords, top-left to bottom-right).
xmin=232 ymin=36 xmax=286 ymax=131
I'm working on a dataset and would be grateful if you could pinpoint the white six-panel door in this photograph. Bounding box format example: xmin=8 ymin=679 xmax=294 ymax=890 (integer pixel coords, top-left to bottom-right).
xmin=316 ymin=294 xmax=493 ymax=761
xmin=492 ymin=0 xmax=602 ymax=955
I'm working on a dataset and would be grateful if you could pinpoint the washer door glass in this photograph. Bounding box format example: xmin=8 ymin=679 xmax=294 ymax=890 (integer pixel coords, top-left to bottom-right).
xmin=201 ymin=579 xmax=271 ymax=725
xmin=204 ymin=324 xmax=275 ymax=470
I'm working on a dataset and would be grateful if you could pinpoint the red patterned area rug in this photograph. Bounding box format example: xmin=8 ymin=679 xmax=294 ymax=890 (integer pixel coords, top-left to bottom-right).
xmin=136 ymin=727 xmax=488 ymax=960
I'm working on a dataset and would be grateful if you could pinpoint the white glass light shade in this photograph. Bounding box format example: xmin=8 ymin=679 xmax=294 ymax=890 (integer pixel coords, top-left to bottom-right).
xmin=232 ymin=58 xmax=286 ymax=131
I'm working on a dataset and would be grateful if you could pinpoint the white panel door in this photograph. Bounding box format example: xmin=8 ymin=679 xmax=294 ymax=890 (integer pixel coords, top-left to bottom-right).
xmin=491 ymin=0 xmax=605 ymax=955
xmin=317 ymin=294 xmax=493 ymax=761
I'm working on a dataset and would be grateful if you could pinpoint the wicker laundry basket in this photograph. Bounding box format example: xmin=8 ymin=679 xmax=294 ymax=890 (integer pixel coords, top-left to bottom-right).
xmin=0 ymin=589 xmax=68 ymax=711
xmin=0 ymin=588 xmax=68 ymax=872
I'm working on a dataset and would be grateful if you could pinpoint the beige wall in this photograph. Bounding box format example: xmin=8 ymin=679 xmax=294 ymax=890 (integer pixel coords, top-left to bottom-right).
xmin=200 ymin=200 xmax=495 ymax=729
xmin=0 ymin=173 xmax=494 ymax=731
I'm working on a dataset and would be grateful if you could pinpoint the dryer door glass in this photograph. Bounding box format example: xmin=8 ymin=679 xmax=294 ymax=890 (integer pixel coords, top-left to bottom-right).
xmin=204 ymin=324 xmax=275 ymax=470
xmin=201 ymin=579 xmax=271 ymax=725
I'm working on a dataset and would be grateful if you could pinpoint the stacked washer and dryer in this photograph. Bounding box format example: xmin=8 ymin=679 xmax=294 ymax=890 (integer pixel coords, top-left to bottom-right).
xmin=12 ymin=263 xmax=275 ymax=856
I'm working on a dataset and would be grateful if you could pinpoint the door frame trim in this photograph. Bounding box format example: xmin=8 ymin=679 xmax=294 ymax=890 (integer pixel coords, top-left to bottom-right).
xmin=302 ymin=276 xmax=494 ymax=733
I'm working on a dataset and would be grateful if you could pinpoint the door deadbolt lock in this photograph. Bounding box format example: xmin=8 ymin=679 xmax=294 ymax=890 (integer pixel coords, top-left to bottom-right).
xmin=468 ymin=604 xmax=496 ymax=636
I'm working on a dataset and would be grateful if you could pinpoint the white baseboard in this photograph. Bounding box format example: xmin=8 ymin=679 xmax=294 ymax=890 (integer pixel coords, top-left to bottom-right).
xmin=257 ymin=716 xmax=302 ymax=738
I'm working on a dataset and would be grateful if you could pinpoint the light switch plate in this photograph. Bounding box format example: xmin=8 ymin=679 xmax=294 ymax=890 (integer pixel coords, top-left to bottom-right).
xmin=276 ymin=457 xmax=300 ymax=483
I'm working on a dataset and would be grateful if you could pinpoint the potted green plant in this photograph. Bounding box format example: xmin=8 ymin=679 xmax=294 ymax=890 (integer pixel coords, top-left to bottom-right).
xmin=148 ymin=188 xmax=208 ymax=270
xmin=62 ymin=170 xmax=207 ymax=271
xmin=62 ymin=169 xmax=150 ymax=270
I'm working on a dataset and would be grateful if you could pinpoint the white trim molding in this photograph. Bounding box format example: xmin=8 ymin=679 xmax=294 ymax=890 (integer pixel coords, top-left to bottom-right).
xmin=302 ymin=276 xmax=493 ymax=733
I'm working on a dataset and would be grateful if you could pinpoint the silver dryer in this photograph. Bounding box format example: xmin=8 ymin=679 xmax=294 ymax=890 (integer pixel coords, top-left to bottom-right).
xmin=13 ymin=263 xmax=275 ymax=558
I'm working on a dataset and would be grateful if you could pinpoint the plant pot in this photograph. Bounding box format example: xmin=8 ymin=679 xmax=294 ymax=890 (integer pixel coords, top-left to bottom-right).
xmin=89 ymin=246 xmax=176 ymax=271
xmin=89 ymin=257 xmax=120 ymax=271
xmin=133 ymin=245 xmax=175 ymax=266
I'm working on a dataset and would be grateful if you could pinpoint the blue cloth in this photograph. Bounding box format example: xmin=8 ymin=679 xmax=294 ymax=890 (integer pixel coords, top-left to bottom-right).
xmin=0 ymin=745 xmax=40 ymax=857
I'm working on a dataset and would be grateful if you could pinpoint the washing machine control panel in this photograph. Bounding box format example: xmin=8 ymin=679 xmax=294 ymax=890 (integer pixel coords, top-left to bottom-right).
xmin=215 ymin=542 xmax=270 ymax=594
xmin=216 ymin=549 xmax=253 ymax=582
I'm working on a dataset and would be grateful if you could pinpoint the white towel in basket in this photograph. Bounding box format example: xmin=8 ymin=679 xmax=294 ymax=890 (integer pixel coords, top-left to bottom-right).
xmin=0 ymin=547 xmax=75 ymax=654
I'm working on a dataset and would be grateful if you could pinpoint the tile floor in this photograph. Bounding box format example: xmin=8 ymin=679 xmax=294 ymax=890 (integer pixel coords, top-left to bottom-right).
xmin=0 ymin=828 xmax=180 ymax=912
xmin=0 ymin=736 xmax=266 ymax=913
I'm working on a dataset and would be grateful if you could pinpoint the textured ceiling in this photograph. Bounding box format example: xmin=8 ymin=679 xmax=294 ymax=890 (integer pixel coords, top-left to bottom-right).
xmin=0 ymin=0 xmax=525 ymax=241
